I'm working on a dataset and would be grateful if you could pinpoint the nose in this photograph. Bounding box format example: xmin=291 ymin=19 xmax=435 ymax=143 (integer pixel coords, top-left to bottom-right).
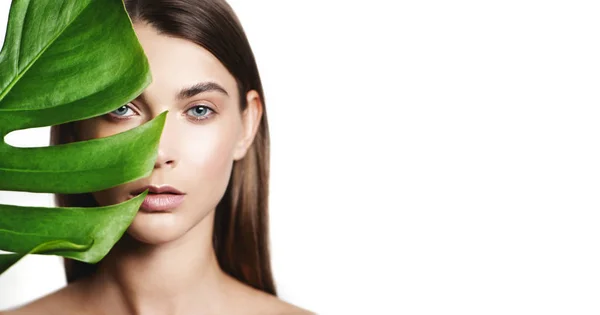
xmin=153 ymin=113 xmax=177 ymax=169
xmin=154 ymin=148 xmax=176 ymax=168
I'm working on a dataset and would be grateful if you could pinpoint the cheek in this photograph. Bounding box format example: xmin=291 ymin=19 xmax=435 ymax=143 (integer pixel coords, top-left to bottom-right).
xmin=179 ymin=122 xmax=238 ymax=193
xmin=76 ymin=116 xmax=142 ymax=142
xmin=75 ymin=119 xmax=103 ymax=141
xmin=91 ymin=187 xmax=120 ymax=207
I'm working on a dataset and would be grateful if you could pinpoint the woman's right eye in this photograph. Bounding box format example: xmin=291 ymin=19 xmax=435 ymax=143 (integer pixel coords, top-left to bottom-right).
xmin=109 ymin=104 xmax=136 ymax=119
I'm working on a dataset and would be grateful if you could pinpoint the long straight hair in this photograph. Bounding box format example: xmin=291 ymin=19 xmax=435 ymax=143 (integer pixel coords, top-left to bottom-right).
xmin=50 ymin=0 xmax=275 ymax=295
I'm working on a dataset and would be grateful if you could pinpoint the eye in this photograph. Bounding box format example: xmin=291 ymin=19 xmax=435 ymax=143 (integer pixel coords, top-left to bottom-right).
xmin=186 ymin=105 xmax=215 ymax=121
xmin=109 ymin=104 xmax=136 ymax=118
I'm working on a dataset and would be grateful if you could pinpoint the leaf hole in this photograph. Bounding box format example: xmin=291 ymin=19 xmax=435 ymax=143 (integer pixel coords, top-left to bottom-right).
xmin=0 ymin=190 xmax=55 ymax=207
xmin=4 ymin=127 xmax=51 ymax=148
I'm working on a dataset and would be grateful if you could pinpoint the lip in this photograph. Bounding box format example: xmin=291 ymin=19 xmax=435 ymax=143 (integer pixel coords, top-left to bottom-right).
xmin=140 ymin=193 xmax=185 ymax=212
xmin=131 ymin=184 xmax=185 ymax=195
xmin=129 ymin=184 xmax=186 ymax=212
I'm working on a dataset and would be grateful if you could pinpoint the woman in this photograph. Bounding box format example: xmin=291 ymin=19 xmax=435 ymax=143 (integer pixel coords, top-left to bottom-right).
xmin=5 ymin=0 xmax=312 ymax=314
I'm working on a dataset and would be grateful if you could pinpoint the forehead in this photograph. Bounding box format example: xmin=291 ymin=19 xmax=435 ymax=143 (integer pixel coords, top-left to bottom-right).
xmin=132 ymin=22 xmax=237 ymax=100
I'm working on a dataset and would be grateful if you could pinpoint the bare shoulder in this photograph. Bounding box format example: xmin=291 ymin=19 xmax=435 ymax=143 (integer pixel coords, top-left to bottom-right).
xmin=226 ymin=279 xmax=314 ymax=315
xmin=250 ymin=289 xmax=314 ymax=315
xmin=1 ymin=280 xmax=87 ymax=315
xmin=259 ymin=295 xmax=315 ymax=315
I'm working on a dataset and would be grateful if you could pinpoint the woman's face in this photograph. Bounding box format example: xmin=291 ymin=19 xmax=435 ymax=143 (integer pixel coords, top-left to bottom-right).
xmin=74 ymin=22 xmax=261 ymax=244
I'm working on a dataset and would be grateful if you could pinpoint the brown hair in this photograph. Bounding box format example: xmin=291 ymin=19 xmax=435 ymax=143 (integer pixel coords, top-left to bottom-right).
xmin=50 ymin=0 xmax=275 ymax=295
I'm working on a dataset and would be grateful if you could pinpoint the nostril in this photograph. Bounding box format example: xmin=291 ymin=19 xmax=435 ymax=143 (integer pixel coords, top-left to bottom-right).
xmin=155 ymin=159 xmax=176 ymax=167
xmin=164 ymin=160 xmax=175 ymax=166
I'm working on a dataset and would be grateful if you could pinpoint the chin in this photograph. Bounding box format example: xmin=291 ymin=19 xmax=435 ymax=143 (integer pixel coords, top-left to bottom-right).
xmin=125 ymin=212 xmax=188 ymax=245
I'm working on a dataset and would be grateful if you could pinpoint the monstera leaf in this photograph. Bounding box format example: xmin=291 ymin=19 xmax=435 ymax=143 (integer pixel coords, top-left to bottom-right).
xmin=0 ymin=0 xmax=166 ymax=274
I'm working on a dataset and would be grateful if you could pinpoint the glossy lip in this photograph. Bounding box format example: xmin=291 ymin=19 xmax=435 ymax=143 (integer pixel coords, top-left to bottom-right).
xmin=129 ymin=184 xmax=186 ymax=212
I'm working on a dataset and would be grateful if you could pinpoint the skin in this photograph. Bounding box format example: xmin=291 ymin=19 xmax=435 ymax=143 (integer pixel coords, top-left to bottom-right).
xmin=2 ymin=23 xmax=313 ymax=315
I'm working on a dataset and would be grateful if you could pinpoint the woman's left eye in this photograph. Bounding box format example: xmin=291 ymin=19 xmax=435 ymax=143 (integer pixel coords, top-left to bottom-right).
xmin=187 ymin=105 xmax=215 ymax=120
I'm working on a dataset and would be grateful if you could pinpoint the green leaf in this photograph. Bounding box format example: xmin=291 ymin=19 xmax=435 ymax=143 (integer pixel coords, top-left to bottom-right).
xmin=0 ymin=239 xmax=92 ymax=274
xmin=0 ymin=0 xmax=164 ymax=274
xmin=0 ymin=191 xmax=149 ymax=274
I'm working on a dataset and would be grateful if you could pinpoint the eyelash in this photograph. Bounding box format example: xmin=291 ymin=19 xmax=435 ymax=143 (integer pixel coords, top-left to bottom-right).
xmin=108 ymin=104 xmax=216 ymax=122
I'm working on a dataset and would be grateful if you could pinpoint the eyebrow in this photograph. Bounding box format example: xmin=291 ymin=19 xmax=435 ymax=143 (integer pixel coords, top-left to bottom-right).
xmin=176 ymin=82 xmax=229 ymax=100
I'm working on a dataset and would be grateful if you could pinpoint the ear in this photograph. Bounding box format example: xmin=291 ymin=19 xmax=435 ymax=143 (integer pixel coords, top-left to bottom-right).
xmin=233 ymin=90 xmax=263 ymax=161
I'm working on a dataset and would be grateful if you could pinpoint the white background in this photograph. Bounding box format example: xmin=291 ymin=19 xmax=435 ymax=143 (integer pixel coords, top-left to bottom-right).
xmin=1 ymin=0 xmax=600 ymax=314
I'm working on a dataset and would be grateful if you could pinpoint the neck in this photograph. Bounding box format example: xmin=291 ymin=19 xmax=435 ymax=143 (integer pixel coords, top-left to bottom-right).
xmin=85 ymin=210 xmax=228 ymax=315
